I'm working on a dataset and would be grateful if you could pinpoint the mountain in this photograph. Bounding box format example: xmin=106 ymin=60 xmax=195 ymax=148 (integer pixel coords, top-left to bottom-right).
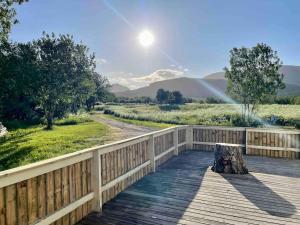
xmin=203 ymin=65 xmax=300 ymax=85
xmin=115 ymin=77 xmax=227 ymax=98
xmin=278 ymin=65 xmax=300 ymax=85
xmin=109 ymin=84 xmax=130 ymax=93
xmin=115 ymin=65 xmax=300 ymax=98
xmin=202 ymin=72 xmax=225 ymax=80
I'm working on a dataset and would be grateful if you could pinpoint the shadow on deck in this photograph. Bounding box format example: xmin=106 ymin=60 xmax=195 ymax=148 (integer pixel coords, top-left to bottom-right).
xmin=79 ymin=151 xmax=300 ymax=225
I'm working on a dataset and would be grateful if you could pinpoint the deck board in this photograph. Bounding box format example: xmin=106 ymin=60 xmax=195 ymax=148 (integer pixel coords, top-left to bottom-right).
xmin=78 ymin=150 xmax=300 ymax=225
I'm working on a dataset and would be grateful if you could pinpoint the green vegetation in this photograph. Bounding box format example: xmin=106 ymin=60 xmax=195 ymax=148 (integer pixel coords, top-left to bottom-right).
xmin=0 ymin=115 xmax=112 ymax=171
xmin=225 ymin=43 xmax=285 ymax=122
xmin=100 ymin=113 xmax=173 ymax=129
xmin=156 ymin=89 xmax=184 ymax=104
xmin=103 ymin=103 xmax=300 ymax=128
xmin=0 ymin=0 xmax=28 ymax=42
xmin=0 ymin=1 xmax=299 ymax=173
xmin=0 ymin=33 xmax=110 ymax=129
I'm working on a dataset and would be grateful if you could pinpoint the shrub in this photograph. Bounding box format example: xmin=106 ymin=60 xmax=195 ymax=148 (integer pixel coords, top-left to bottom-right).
xmin=206 ymin=97 xmax=226 ymax=104
xmin=158 ymin=105 xmax=180 ymax=111
xmin=294 ymin=96 xmax=300 ymax=105
xmin=54 ymin=115 xmax=92 ymax=126
xmin=103 ymin=109 xmax=115 ymax=115
xmin=94 ymin=105 xmax=107 ymax=111
xmin=210 ymin=114 xmax=231 ymax=125
xmin=230 ymin=114 xmax=262 ymax=127
xmin=2 ymin=120 xmax=34 ymax=130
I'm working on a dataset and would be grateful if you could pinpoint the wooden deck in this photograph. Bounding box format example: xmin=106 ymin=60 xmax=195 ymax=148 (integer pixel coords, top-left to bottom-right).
xmin=78 ymin=150 xmax=300 ymax=225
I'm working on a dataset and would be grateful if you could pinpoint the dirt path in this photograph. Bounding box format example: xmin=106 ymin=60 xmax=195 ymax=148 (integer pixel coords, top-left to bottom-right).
xmin=90 ymin=113 xmax=158 ymax=140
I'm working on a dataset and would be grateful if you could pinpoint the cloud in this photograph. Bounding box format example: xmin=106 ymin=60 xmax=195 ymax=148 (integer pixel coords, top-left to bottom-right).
xmin=170 ymin=64 xmax=189 ymax=73
xmin=108 ymin=69 xmax=186 ymax=90
xmin=95 ymin=58 xmax=108 ymax=65
xmin=132 ymin=69 xmax=184 ymax=83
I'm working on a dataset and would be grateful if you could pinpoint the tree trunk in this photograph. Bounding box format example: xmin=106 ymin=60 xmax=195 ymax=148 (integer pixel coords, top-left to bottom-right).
xmin=46 ymin=114 xmax=53 ymax=130
xmin=212 ymin=143 xmax=248 ymax=174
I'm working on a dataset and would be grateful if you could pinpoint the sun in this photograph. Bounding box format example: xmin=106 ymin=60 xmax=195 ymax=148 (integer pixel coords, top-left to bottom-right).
xmin=138 ymin=29 xmax=154 ymax=48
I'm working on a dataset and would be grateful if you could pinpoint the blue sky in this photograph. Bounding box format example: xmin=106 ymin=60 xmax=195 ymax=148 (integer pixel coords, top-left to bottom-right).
xmin=11 ymin=0 xmax=300 ymax=89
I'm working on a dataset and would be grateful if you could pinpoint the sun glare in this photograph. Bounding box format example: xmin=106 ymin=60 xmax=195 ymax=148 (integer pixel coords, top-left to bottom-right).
xmin=138 ymin=30 xmax=154 ymax=48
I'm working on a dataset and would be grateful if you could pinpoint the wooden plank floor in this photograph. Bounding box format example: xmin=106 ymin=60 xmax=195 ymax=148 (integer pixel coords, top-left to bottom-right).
xmin=78 ymin=150 xmax=300 ymax=225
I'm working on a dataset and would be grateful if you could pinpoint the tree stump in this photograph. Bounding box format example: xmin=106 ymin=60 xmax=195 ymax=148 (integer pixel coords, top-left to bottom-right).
xmin=212 ymin=143 xmax=248 ymax=174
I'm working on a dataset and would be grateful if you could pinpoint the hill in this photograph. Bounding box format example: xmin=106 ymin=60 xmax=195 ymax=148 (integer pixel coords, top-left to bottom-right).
xmin=204 ymin=65 xmax=300 ymax=85
xmin=109 ymin=84 xmax=130 ymax=93
xmin=115 ymin=77 xmax=227 ymax=98
xmin=115 ymin=65 xmax=300 ymax=98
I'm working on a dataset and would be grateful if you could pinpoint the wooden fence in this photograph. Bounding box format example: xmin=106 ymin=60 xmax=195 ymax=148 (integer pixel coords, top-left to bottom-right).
xmin=0 ymin=126 xmax=188 ymax=225
xmin=191 ymin=125 xmax=300 ymax=159
xmin=0 ymin=125 xmax=299 ymax=225
xmin=246 ymin=128 xmax=300 ymax=159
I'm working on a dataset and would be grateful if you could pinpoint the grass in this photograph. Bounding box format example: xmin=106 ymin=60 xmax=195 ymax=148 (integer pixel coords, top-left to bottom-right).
xmin=102 ymin=103 xmax=300 ymax=127
xmin=0 ymin=115 xmax=112 ymax=171
xmin=101 ymin=114 xmax=173 ymax=129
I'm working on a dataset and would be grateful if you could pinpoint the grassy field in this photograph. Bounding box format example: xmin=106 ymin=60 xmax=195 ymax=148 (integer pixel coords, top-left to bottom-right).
xmin=98 ymin=113 xmax=173 ymax=129
xmin=101 ymin=103 xmax=300 ymax=127
xmin=0 ymin=115 xmax=112 ymax=171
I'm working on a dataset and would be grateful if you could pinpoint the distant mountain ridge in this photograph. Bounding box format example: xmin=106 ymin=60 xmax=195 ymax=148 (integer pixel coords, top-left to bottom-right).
xmin=114 ymin=65 xmax=300 ymax=98
xmin=109 ymin=84 xmax=130 ymax=93
xmin=204 ymin=65 xmax=300 ymax=84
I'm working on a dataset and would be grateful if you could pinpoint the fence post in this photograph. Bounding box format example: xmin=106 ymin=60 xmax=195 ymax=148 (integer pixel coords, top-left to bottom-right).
xmin=174 ymin=127 xmax=179 ymax=156
xmin=187 ymin=125 xmax=193 ymax=150
xmin=149 ymin=134 xmax=156 ymax=172
xmin=91 ymin=149 xmax=102 ymax=212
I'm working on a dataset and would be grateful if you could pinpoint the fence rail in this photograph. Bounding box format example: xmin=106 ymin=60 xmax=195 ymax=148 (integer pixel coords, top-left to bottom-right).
xmin=246 ymin=128 xmax=300 ymax=159
xmin=0 ymin=125 xmax=298 ymax=225
xmin=0 ymin=125 xmax=188 ymax=225
xmin=191 ymin=125 xmax=300 ymax=159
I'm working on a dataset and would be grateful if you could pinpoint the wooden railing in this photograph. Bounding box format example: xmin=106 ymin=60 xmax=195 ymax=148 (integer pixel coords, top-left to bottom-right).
xmin=0 ymin=126 xmax=188 ymax=225
xmin=191 ymin=125 xmax=300 ymax=159
xmin=246 ymin=128 xmax=300 ymax=159
xmin=0 ymin=125 xmax=299 ymax=225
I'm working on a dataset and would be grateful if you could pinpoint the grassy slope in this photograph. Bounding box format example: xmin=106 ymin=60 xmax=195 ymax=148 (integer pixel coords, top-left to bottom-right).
xmin=0 ymin=119 xmax=111 ymax=171
xmin=103 ymin=103 xmax=300 ymax=126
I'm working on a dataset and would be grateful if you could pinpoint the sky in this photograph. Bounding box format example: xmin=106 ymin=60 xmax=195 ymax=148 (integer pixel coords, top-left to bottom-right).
xmin=10 ymin=0 xmax=300 ymax=89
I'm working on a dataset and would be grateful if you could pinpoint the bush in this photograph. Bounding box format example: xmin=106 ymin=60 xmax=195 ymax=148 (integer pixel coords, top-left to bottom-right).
xmin=103 ymin=109 xmax=115 ymax=115
xmin=209 ymin=114 xmax=231 ymax=125
xmin=206 ymin=97 xmax=226 ymax=104
xmin=2 ymin=120 xmax=35 ymax=130
xmin=158 ymin=105 xmax=180 ymax=111
xmin=230 ymin=114 xmax=262 ymax=127
xmin=94 ymin=105 xmax=107 ymax=111
xmin=294 ymin=96 xmax=300 ymax=105
xmin=54 ymin=115 xmax=92 ymax=126
xmin=274 ymin=96 xmax=294 ymax=104
xmin=266 ymin=115 xmax=300 ymax=128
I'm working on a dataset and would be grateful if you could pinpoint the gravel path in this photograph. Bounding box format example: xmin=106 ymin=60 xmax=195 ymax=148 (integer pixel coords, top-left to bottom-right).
xmin=90 ymin=113 xmax=158 ymax=140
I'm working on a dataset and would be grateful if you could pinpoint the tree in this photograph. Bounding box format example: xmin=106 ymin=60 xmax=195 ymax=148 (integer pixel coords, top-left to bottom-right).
xmin=0 ymin=0 xmax=28 ymax=42
xmin=33 ymin=33 xmax=96 ymax=129
xmin=0 ymin=41 xmax=41 ymax=121
xmin=0 ymin=33 xmax=111 ymax=127
xmin=224 ymin=43 xmax=285 ymax=121
xmin=156 ymin=89 xmax=185 ymax=104
xmin=168 ymin=92 xmax=175 ymax=104
xmin=172 ymin=91 xmax=183 ymax=104
xmin=156 ymin=89 xmax=168 ymax=104
xmin=85 ymin=72 xmax=110 ymax=110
